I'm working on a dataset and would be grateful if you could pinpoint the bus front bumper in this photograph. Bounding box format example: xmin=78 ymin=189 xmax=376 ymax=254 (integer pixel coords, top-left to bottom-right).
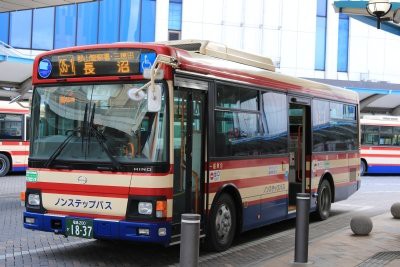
xmin=23 ymin=211 xmax=171 ymax=245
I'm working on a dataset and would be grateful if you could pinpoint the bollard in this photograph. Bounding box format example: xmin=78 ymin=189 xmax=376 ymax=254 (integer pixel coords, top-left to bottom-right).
xmin=294 ymin=193 xmax=310 ymax=263
xmin=180 ymin=214 xmax=200 ymax=267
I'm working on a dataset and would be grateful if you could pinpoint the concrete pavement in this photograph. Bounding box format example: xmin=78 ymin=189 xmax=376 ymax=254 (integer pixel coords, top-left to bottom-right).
xmin=257 ymin=212 xmax=400 ymax=267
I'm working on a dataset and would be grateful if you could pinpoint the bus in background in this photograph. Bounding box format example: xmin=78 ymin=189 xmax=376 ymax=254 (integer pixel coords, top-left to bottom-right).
xmin=0 ymin=101 xmax=30 ymax=176
xmin=23 ymin=40 xmax=360 ymax=251
xmin=360 ymin=114 xmax=400 ymax=175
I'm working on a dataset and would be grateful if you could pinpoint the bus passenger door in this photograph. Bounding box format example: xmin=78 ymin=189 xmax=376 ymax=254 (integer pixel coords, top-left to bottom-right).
xmin=172 ymin=86 xmax=206 ymax=231
xmin=288 ymin=97 xmax=312 ymax=213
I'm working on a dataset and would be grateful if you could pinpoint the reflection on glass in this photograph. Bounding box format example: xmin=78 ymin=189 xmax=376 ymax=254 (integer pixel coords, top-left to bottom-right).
xmin=31 ymin=83 xmax=167 ymax=164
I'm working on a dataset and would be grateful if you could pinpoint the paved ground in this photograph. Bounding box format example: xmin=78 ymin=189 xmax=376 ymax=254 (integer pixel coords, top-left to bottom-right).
xmin=0 ymin=174 xmax=399 ymax=266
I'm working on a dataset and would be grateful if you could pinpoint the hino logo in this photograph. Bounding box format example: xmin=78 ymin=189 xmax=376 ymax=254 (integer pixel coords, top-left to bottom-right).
xmin=133 ymin=167 xmax=152 ymax=172
xmin=77 ymin=176 xmax=88 ymax=184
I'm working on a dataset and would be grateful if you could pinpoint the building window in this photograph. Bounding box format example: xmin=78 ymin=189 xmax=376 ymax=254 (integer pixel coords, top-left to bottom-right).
xmin=337 ymin=13 xmax=349 ymax=72
xmin=120 ymin=0 xmax=141 ymax=42
xmin=32 ymin=7 xmax=55 ymax=50
xmin=169 ymin=0 xmax=182 ymax=31
xmin=315 ymin=0 xmax=327 ymax=71
xmin=0 ymin=13 xmax=9 ymax=44
xmin=77 ymin=1 xmax=99 ymax=45
xmin=54 ymin=4 xmax=77 ymax=49
xmin=169 ymin=31 xmax=181 ymax=41
xmin=140 ymin=0 xmax=156 ymax=42
xmin=99 ymin=0 xmax=120 ymax=44
xmin=10 ymin=10 xmax=32 ymax=49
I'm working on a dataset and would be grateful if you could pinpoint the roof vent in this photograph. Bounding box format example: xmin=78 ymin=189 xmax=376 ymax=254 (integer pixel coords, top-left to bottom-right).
xmin=162 ymin=40 xmax=275 ymax=72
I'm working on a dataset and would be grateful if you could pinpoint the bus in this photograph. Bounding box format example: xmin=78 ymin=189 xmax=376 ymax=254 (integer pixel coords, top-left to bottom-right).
xmin=360 ymin=114 xmax=400 ymax=175
xmin=23 ymin=40 xmax=360 ymax=251
xmin=0 ymin=100 xmax=30 ymax=176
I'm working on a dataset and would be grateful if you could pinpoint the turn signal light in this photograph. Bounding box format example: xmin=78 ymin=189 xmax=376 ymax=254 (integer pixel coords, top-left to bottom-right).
xmin=156 ymin=200 xmax=167 ymax=218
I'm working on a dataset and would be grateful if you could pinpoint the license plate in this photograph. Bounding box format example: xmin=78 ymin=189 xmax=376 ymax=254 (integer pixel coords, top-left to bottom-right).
xmin=66 ymin=219 xmax=93 ymax=239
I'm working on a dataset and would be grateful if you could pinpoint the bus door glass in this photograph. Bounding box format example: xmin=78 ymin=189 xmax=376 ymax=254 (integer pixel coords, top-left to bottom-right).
xmin=173 ymin=87 xmax=206 ymax=224
xmin=288 ymin=97 xmax=312 ymax=212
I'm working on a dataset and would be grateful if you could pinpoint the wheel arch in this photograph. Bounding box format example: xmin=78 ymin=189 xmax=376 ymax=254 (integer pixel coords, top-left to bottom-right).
xmin=319 ymin=172 xmax=335 ymax=203
xmin=210 ymin=183 xmax=243 ymax=235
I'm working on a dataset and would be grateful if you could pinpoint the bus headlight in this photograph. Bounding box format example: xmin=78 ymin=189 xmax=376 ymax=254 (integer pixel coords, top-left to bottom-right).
xmin=138 ymin=202 xmax=153 ymax=215
xmin=28 ymin=194 xmax=41 ymax=206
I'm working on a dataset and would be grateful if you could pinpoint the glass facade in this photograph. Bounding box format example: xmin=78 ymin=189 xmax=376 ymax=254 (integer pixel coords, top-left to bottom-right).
xmin=337 ymin=13 xmax=349 ymax=72
xmin=32 ymin=8 xmax=55 ymax=50
xmin=0 ymin=0 xmax=156 ymax=50
xmin=169 ymin=0 xmax=182 ymax=31
xmin=10 ymin=10 xmax=32 ymax=49
xmin=315 ymin=0 xmax=327 ymax=71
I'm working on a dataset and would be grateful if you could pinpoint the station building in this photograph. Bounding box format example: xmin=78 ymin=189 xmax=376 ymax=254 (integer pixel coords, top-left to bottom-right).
xmin=1 ymin=0 xmax=400 ymax=114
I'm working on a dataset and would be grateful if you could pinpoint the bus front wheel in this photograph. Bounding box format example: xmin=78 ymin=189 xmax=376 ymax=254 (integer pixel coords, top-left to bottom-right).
xmin=316 ymin=179 xmax=332 ymax=220
xmin=0 ymin=154 xmax=10 ymax=177
xmin=206 ymin=193 xmax=236 ymax=252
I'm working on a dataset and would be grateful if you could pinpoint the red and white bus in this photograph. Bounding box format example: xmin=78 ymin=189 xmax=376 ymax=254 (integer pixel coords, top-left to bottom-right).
xmin=0 ymin=101 xmax=30 ymax=176
xmin=360 ymin=114 xmax=400 ymax=175
xmin=23 ymin=40 xmax=360 ymax=251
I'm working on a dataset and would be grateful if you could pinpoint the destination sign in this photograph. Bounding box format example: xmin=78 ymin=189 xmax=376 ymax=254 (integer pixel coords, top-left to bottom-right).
xmin=37 ymin=49 xmax=156 ymax=79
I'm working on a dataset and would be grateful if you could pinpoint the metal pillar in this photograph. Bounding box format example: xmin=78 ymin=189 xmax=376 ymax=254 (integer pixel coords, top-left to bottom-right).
xmin=180 ymin=214 xmax=200 ymax=267
xmin=294 ymin=193 xmax=310 ymax=263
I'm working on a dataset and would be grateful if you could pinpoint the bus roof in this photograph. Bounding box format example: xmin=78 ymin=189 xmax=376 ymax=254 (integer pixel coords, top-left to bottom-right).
xmin=32 ymin=40 xmax=358 ymax=104
xmin=0 ymin=100 xmax=29 ymax=114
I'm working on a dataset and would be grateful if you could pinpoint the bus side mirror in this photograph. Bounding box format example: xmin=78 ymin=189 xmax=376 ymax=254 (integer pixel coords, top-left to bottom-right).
xmin=147 ymin=84 xmax=162 ymax=112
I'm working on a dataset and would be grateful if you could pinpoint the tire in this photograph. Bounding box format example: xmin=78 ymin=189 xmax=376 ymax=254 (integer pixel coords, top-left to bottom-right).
xmin=360 ymin=160 xmax=367 ymax=176
xmin=206 ymin=193 xmax=237 ymax=252
xmin=315 ymin=179 xmax=332 ymax=220
xmin=0 ymin=154 xmax=10 ymax=177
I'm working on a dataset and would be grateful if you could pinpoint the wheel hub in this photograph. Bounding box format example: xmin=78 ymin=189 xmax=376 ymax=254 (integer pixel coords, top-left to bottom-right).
xmin=216 ymin=204 xmax=232 ymax=241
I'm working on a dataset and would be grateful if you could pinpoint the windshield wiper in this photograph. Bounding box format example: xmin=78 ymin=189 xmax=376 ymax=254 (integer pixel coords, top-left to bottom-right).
xmin=44 ymin=126 xmax=82 ymax=168
xmin=45 ymin=103 xmax=89 ymax=168
xmin=87 ymin=103 xmax=122 ymax=171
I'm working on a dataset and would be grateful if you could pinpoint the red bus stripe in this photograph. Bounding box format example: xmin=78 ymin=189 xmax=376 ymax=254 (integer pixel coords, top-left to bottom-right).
xmin=361 ymin=146 xmax=400 ymax=151
xmin=129 ymin=187 xmax=173 ymax=198
xmin=0 ymin=109 xmax=29 ymax=114
xmin=10 ymin=151 xmax=29 ymax=156
xmin=360 ymin=154 xmax=400 ymax=158
xmin=0 ymin=141 xmax=24 ymax=145
xmin=209 ymin=174 xmax=286 ymax=193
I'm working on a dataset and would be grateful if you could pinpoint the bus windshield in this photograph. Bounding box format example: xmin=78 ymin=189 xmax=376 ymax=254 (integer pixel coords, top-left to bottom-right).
xmin=30 ymin=83 xmax=167 ymax=166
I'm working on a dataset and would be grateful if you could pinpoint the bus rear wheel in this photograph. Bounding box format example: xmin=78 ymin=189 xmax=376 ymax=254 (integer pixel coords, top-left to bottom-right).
xmin=206 ymin=193 xmax=236 ymax=252
xmin=360 ymin=160 xmax=367 ymax=176
xmin=0 ymin=154 xmax=10 ymax=177
xmin=316 ymin=179 xmax=332 ymax=220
